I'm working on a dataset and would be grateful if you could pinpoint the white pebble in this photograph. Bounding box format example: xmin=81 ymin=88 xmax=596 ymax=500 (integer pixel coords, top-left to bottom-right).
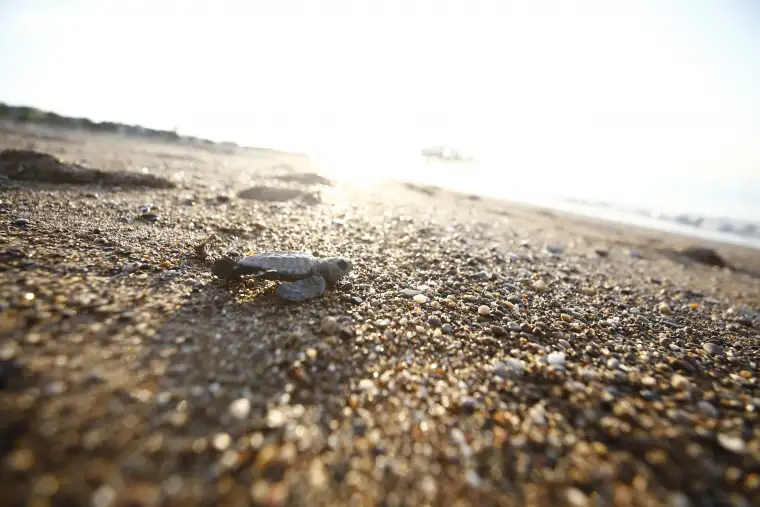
xmin=229 ymin=398 xmax=251 ymax=419
xmin=91 ymin=485 xmax=117 ymax=507
xmin=547 ymin=352 xmax=565 ymax=366
xmin=477 ymin=305 xmax=491 ymax=316
xmin=565 ymin=487 xmax=589 ymax=507
xmin=465 ymin=469 xmax=482 ymax=487
xmin=212 ymin=432 xmax=231 ymax=451
xmin=717 ymin=433 xmax=748 ymax=454
xmin=413 ymin=294 xmax=429 ymax=304
xmin=658 ymin=303 xmax=672 ymax=315
xmin=670 ymin=374 xmax=690 ymax=390
xmin=532 ymin=280 xmax=547 ymax=291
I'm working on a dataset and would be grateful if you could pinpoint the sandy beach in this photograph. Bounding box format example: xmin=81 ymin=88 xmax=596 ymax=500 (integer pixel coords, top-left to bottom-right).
xmin=1 ymin=123 xmax=759 ymax=507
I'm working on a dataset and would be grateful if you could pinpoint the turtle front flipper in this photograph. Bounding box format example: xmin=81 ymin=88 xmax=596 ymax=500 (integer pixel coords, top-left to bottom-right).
xmin=275 ymin=274 xmax=327 ymax=302
xmin=252 ymin=269 xmax=284 ymax=281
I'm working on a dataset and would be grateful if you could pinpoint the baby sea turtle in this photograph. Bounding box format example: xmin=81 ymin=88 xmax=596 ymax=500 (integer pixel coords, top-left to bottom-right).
xmin=212 ymin=251 xmax=353 ymax=302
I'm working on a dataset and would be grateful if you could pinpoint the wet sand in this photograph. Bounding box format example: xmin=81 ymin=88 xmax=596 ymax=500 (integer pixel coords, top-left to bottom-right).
xmin=1 ymin=124 xmax=759 ymax=507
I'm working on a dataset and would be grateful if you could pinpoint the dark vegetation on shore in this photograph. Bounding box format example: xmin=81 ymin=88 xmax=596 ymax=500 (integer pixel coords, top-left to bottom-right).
xmin=0 ymin=101 xmax=296 ymax=155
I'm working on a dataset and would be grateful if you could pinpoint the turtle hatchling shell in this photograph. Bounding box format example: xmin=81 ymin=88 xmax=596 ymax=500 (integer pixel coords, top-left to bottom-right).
xmin=238 ymin=251 xmax=318 ymax=278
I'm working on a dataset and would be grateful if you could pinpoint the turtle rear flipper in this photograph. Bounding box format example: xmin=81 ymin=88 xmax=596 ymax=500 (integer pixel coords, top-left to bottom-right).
xmin=275 ymin=274 xmax=326 ymax=302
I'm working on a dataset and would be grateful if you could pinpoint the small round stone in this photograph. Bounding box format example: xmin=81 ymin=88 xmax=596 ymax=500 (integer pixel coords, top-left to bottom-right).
xmin=229 ymin=398 xmax=251 ymax=419
xmin=91 ymin=485 xmax=118 ymax=507
xmin=702 ymin=342 xmax=723 ymax=356
xmin=658 ymin=303 xmax=672 ymax=315
xmin=212 ymin=433 xmax=232 ymax=451
xmin=671 ymin=374 xmax=690 ymax=390
xmin=413 ymin=294 xmax=429 ymax=304
xmin=477 ymin=305 xmax=491 ymax=316
xmin=320 ymin=316 xmax=340 ymax=335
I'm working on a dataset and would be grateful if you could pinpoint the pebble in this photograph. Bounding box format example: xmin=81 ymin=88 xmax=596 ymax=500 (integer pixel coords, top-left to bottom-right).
xmin=492 ymin=359 xmax=524 ymax=377
xmin=717 ymin=433 xmax=748 ymax=454
xmin=122 ymin=263 xmax=142 ymax=272
xmin=658 ymin=303 xmax=673 ymax=315
xmin=12 ymin=218 xmax=29 ymax=227
xmin=697 ymin=400 xmax=719 ymax=418
xmin=441 ymin=323 xmax=453 ymax=334
xmin=565 ymin=487 xmax=589 ymax=507
xmin=91 ymin=485 xmax=118 ymax=507
xmin=375 ymin=319 xmax=390 ymax=329
xmin=670 ymin=374 xmax=690 ymax=390
xmin=460 ymin=396 xmax=477 ymax=414
xmin=702 ymin=342 xmax=724 ymax=356
xmin=547 ymin=352 xmax=565 ymax=367
xmin=6 ymin=448 xmax=34 ymax=472
xmin=413 ymin=294 xmax=429 ymax=304
xmin=490 ymin=325 xmax=506 ymax=336
xmin=320 ymin=316 xmax=340 ymax=335
xmin=532 ymin=280 xmax=547 ymax=291
xmin=477 ymin=305 xmax=491 ymax=316
xmin=401 ymin=289 xmax=421 ymax=297
xmin=667 ymin=492 xmax=694 ymax=507
xmin=606 ymin=358 xmax=620 ymax=370
xmin=229 ymin=398 xmax=251 ymax=419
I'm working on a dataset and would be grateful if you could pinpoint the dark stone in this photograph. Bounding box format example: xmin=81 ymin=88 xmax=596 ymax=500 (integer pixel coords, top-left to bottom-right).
xmin=0 ymin=149 xmax=175 ymax=188
xmin=678 ymin=246 xmax=729 ymax=268
xmin=274 ymin=172 xmax=333 ymax=186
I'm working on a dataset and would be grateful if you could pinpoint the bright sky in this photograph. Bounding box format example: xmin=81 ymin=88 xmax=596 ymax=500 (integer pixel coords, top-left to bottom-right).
xmin=1 ymin=0 xmax=759 ymax=196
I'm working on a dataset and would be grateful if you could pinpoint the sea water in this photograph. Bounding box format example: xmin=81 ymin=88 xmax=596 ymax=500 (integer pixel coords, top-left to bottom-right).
xmin=313 ymin=149 xmax=760 ymax=250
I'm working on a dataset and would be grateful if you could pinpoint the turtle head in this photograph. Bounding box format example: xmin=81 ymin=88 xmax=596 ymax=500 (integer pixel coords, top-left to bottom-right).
xmin=319 ymin=257 xmax=353 ymax=285
xmin=211 ymin=256 xmax=239 ymax=279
